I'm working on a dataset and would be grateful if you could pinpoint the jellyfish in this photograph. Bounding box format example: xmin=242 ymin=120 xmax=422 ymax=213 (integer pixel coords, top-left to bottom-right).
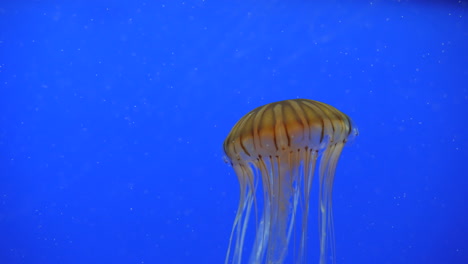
xmin=223 ymin=99 xmax=358 ymax=264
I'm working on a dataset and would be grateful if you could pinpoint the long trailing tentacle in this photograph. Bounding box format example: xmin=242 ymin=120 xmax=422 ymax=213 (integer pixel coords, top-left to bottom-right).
xmin=318 ymin=143 xmax=345 ymax=264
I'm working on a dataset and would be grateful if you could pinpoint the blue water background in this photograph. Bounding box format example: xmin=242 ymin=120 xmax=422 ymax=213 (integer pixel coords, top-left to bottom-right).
xmin=1 ymin=1 xmax=467 ymax=263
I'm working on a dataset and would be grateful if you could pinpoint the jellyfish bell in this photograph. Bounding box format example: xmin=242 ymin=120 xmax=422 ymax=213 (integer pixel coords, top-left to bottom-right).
xmin=223 ymin=99 xmax=358 ymax=264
